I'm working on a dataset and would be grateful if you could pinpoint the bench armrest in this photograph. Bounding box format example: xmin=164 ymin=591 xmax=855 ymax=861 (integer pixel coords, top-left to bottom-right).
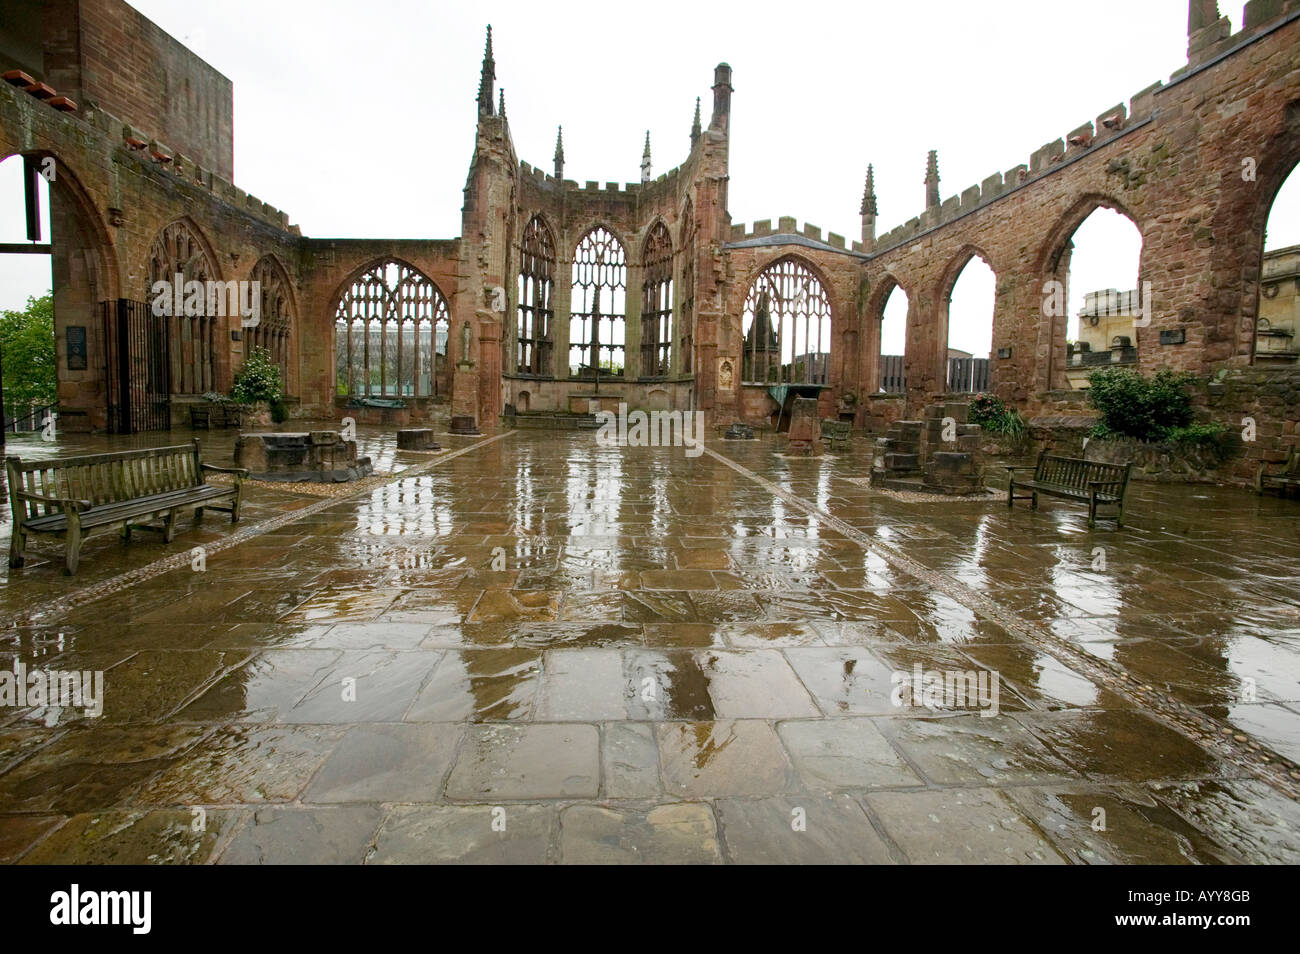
xmin=201 ymin=463 xmax=250 ymax=477
xmin=1005 ymin=465 xmax=1037 ymax=472
xmin=14 ymin=490 xmax=92 ymax=512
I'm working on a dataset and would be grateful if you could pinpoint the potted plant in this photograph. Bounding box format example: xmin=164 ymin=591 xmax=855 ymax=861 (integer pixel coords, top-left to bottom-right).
xmin=231 ymin=347 xmax=285 ymax=428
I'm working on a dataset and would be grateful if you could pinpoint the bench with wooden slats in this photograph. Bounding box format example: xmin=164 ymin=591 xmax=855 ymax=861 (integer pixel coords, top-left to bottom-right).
xmin=1006 ymin=450 xmax=1132 ymax=527
xmin=1256 ymin=446 xmax=1300 ymax=497
xmin=6 ymin=439 xmax=247 ymax=575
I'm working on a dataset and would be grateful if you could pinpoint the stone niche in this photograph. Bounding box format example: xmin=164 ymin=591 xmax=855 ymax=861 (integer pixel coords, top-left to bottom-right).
xmin=235 ymin=431 xmax=373 ymax=482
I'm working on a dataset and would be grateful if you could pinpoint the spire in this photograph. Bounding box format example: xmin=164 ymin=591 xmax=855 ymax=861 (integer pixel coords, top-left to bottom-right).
xmin=641 ymin=131 xmax=652 ymax=184
xmin=690 ymin=97 xmax=702 ymax=146
xmin=924 ymin=149 xmax=940 ymax=209
xmin=554 ymin=125 xmax=564 ymax=179
xmin=477 ymin=25 xmax=495 ymax=117
xmin=860 ymin=164 xmax=877 ymax=216
xmin=498 ymin=87 xmax=506 ymax=121
xmin=860 ymin=164 xmax=878 ymax=251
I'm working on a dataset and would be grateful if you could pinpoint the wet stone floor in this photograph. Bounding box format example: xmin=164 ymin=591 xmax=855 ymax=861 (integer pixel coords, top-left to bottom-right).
xmin=1 ymin=425 xmax=1299 ymax=864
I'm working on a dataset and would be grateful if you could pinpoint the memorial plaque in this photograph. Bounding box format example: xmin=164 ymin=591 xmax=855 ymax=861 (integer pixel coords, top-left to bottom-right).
xmin=66 ymin=326 xmax=87 ymax=370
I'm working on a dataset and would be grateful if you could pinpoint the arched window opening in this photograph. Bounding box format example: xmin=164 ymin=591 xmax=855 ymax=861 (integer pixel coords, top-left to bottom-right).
xmin=148 ymin=221 xmax=217 ymax=395
xmin=333 ymin=261 xmax=449 ymax=398
xmin=0 ymin=156 xmax=54 ymax=429
xmin=878 ymin=284 xmax=908 ymax=393
xmin=679 ymin=199 xmax=696 ymax=375
xmin=1258 ymin=166 xmax=1300 ymax=364
xmin=945 ymin=255 xmax=995 ymax=393
xmin=248 ymin=256 xmax=293 ymax=386
xmin=517 ymin=216 xmax=555 ymax=375
xmin=741 ymin=258 xmax=832 ymax=385
xmin=1062 ymin=208 xmax=1143 ymax=385
xmin=641 ymin=223 xmax=673 ymax=377
xmin=570 ymin=227 xmax=626 ymax=377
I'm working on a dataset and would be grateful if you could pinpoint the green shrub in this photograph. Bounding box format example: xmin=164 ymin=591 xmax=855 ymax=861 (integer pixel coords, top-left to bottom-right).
xmin=1087 ymin=367 xmax=1196 ymax=441
xmin=969 ymin=392 xmax=1026 ymax=437
xmin=231 ymin=347 xmax=283 ymax=406
xmin=1164 ymin=421 xmax=1227 ymax=445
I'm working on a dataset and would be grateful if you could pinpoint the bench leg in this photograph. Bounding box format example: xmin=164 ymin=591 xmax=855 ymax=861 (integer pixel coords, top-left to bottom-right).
xmin=64 ymin=513 xmax=82 ymax=576
xmin=1088 ymin=494 xmax=1097 ymax=529
xmin=230 ymin=482 xmax=243 ymax=524
xmin=193 ymin=507 xmax=204 ymax=525
xmin=1030 ymin=492 xmax=1038 ymax=510
xmin=1007 ymin=481 xmax=1015 ymax=508
xmin=121 ymin=523 xmax=132 ymax=544
xmin=162 ymin=509 xmax=178 ymax=543
xmin=9 ymin=525 xmax=26 ymax=568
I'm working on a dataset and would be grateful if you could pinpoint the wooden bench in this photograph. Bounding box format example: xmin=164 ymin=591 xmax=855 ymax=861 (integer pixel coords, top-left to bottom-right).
xmin=1007 ymin=451 xmax=1132 ymax=527
xmin=1256 ymin=446 xmax=1300 ymax=497
xmin=6 ymin=440 xmax=247 ymax=575
xmin=820 ymin=418 xmax=852 ymax=451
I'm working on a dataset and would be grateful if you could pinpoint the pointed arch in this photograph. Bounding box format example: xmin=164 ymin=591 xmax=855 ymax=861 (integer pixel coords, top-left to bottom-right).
xmin=869 ymin=272 xmax=911 ymax=394
xmin=741 ymin=255 xmax=833 ymax=386
xmin=936 ymin=245 xmax=997 ymax=393
xmin=641 ymin=221 xmax=674 ymax=377
xmin=570 ymin=226 xmax=627 ymax=377
xmin=247 ymin=254 xmax=297 ymax=393
xmin=332 ymin=259 xmax=450 ymax=398
xmin=147 ymin=218 xmax=220 ymax=394
xmin=1035 ymin=195 xmax=1144 ymax=389
xmin=517 ymin=214 xmax=556 ymax=375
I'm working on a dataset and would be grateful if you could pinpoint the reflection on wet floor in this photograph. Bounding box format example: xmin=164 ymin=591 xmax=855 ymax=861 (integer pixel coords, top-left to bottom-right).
xmin=1 ymin=425 xmax=1299 ymax=863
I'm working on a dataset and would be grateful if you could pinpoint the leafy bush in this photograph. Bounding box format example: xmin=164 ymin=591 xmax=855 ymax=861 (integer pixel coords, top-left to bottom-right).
xmin=1 ymin=292 xmax=56 ymax=410
xmin=1086 ymin=367 xmax=1197 ymax=441
xmin=230 ymin=347 xmax=283 ymax=406
xmin=969 ymin=392 xmax=1026 ymax=437
xmin=1164 ymin=421 xmax=1227 ymax=445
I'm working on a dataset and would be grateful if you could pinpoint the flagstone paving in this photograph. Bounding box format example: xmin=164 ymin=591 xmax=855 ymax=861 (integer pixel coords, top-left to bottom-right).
xmin=1 ymin=425 xmax=1300 ymax=864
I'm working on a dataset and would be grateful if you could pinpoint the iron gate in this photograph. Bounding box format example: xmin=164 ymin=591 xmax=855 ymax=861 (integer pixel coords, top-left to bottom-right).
xmin=103 ymin=298 xmax=171 ymax=433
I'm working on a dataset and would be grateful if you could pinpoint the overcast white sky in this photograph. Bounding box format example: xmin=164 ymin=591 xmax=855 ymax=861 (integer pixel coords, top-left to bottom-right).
xmin=2 ymin=0 xmax=1298 ymax=358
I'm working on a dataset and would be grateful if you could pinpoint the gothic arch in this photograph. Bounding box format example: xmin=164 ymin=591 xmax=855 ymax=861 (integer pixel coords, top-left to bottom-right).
xmin=935 ymin=244 xmax=997 ymax=392
xmin=3 ymin=150 xmax=120 ymax=428
xmin=516 ymin=214 xmax=557 ymax=376
xmin=246 ymin=253 xmax=298 ymax=394
xmin=331 ymin=258 xmax=451 ymax=398
xmin=641 ymin=221 xmax=674 ymax=377
xmin=570 ymin=226 xmax=628 ymax=377
xmin=739 ymin=254 xmax=834 ymax=386
xmin=147 ymin=217 xmax=221 ymax=394
xmin=1034 ymin=195 xmax=1143 ymax=390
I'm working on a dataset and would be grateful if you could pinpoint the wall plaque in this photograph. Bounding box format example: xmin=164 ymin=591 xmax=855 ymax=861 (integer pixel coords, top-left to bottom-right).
xmin=66 ymin=326 xmax=87 ymax=370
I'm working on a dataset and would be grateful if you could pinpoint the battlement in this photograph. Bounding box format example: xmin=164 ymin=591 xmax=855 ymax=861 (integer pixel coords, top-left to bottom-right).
xmin=72 ymin=99 xmax=299 ymax=234
xmin=517 ymin=157 xmax=689 ymax=201
xmin=1184 ymin=0 xmax=1300 ymax=68
xmin=866 ymin=0 xmax=1300 ymax=258
xmin=727 ymin=216 xmax=849 ymax=251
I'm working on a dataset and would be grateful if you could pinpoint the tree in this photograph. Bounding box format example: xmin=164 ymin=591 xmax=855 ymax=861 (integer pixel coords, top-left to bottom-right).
xmin=1 ymin=292 xmax=57 ymax=414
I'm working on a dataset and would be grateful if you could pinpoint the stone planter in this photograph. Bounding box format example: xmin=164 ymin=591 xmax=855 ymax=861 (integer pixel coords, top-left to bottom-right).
xmin=241 ymin=401 xmax=272 ymax=428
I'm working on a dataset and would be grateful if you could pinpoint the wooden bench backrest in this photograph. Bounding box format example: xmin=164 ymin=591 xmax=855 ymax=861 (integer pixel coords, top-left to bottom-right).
xmin=1034 ymin=452 xmax=1129 ymax=493
xmin=5 ymin=440 xmax=204 ymax=521
xmin=1285 ymin=445 xmax=1300 ymax=477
